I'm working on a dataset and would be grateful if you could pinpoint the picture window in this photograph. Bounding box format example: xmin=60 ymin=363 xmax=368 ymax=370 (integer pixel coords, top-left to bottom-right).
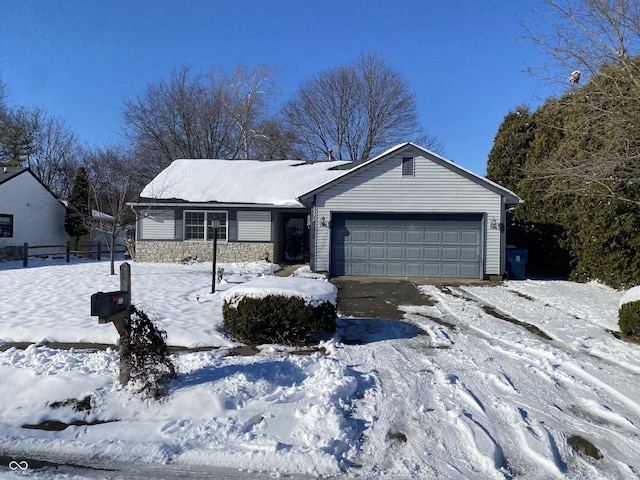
xmin=184 ymin=211 xmax=227 ymax=240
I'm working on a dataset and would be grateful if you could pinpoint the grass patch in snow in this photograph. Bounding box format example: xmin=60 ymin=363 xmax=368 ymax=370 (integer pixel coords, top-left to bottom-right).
xmin=50 ymin=395 xmax=92 ymax=413
xmin=568 ymin=435 xmax=603 ymax=460
xmin=388 ymin=431 xmax=408 ymax=443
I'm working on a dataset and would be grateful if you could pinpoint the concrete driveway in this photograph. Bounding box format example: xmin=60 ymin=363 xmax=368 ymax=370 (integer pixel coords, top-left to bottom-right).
xmin=331 ymin=277 xmax=490 ymax=320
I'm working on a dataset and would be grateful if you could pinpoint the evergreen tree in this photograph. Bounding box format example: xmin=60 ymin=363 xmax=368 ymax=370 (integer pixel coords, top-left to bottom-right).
xmin=0 ymin=116 xmax=33 ymax=167
xmin=65 ymin=167 xmax=91 ymax=249
xmin=488 ymin=60 xmax=640 ymax=287
xmin=486 ymin=105 xmax=535 ymax=192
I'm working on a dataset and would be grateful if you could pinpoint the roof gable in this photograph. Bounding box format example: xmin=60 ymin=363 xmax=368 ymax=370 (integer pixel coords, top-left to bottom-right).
xmin=0 ymin=167 xmax=64 ymax=205
xmin=0 ymin=166 xmax=29 ymax=186
xmin=298 ymin=142 xmax=521 ymax=204
xmin=139 ymin=159 xmax=352 ymax=207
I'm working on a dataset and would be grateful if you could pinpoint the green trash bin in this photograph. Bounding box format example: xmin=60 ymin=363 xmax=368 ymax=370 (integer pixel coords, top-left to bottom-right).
xmin=506 ymin=247 xmax=528 ymax=279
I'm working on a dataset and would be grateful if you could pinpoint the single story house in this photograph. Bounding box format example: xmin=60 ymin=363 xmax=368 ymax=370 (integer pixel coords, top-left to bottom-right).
xmin=0 ymin=166 xmax=68 ymax=259
xmin=131 ymin=142 xmax=520 ymax=279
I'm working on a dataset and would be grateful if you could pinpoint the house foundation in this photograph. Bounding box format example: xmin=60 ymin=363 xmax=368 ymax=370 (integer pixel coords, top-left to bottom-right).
xmin=135 ymin=241 xmax=274 ymax=264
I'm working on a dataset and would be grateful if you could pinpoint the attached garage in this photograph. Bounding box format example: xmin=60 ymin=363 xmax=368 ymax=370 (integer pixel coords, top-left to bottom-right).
xmin=299 ymin=143 xmax=520 ymax=279
xmin=330 ymin=213 xmax=483 ymax=278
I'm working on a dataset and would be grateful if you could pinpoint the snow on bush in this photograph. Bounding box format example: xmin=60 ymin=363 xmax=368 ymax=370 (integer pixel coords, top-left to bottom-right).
xmin=619 ymin=285 xmax=640 ymax=307
xmin=222 ymin=277 xmax=337 ymax=309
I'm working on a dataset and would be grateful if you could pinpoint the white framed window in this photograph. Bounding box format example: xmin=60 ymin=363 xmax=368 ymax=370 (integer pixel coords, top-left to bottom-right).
xmin=402 ymin=156 xmax=415 ymax=176
xmin=184 ymin=211 xmax=227 ymax=241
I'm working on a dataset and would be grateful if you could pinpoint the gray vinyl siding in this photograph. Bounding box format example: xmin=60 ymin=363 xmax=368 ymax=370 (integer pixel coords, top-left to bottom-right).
xmin=237 ymin=211 xmax=272 ymax=241
xmin=313 ymin=150 xmax=504 ymax=276
xmin=139 ymin=211 xmax=176 ymax=240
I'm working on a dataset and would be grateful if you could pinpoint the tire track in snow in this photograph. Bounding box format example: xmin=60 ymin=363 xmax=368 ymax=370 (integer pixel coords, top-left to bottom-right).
xmin=419 ymin=285 xmax=640 ymax=478
xmin=450 ymin=286 xmax=640 ymax=421
xmin=338 ymin=319 xmax=511 ymax=479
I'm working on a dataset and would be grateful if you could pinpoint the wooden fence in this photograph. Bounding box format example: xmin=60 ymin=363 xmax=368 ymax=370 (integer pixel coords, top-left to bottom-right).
xmin=1 ymin=241 xmax=127 ymax=267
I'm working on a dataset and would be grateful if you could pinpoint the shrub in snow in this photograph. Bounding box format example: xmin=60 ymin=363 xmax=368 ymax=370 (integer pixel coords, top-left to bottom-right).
xmin=222 ymin=277 xmax=337 ymax=346
xmin=129 ymin=305 xmax=176 ymax=398
xmin=618 ymin=287 xmax=640 ymax=337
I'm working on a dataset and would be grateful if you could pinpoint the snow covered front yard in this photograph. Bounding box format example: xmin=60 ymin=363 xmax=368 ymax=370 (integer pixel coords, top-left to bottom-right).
xmin=1 ymin=258 xmax=639 ymax=479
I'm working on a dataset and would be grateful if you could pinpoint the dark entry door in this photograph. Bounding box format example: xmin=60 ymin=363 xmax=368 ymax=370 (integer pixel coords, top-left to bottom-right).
xmin=283 ymin=214 xmax=309 ymax=262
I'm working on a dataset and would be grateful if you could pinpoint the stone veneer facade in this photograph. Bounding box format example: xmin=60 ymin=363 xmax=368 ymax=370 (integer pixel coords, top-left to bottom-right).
xmin=135 ymin=240 xmax=274 ymax=263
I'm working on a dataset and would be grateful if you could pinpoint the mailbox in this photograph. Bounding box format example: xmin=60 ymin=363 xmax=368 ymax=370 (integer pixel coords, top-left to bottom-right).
xmin=91 ymin=291 xmax=130 ymax=318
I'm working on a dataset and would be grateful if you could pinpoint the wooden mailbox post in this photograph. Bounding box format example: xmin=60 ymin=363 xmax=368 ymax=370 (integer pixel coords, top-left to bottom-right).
xmin=91 ymin=262 xmax=132 ymax=385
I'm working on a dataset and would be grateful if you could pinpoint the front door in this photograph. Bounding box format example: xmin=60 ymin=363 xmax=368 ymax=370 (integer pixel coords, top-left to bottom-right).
xmin=283 ymin=214 xmax=309 ymax=262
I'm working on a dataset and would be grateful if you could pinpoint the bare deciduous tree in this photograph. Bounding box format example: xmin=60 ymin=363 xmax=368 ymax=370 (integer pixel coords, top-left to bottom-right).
xmin=522 ymin=0 xmax=640 ymax=205
xmin=523 ymin=0 xmax=640 ymax=83
xmin=252 ymin=117 xmax=304 ymax=160
xmin=124 ymin=65 xmax=278 ymax=175
xmin=16 ymin=107 xmax=81 ymax=198
xmin=84 ymin=147 xmax=137 ymax=274
xmin=225 ymin=64 xmax=277 ymax=160
xmin=283 ymin=52 xmax=438 ymax=161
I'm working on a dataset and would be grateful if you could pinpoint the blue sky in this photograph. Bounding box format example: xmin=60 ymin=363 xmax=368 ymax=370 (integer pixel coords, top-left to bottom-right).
xmin=1 ymin=0 xmax=558 ymax=174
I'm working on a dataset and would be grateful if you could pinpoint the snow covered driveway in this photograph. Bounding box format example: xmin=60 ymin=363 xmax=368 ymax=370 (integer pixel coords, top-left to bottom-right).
xmin=0 ymin=260 xmax=639 ymax=479
xmin=335 ymin=280 xmax=640 ymax=478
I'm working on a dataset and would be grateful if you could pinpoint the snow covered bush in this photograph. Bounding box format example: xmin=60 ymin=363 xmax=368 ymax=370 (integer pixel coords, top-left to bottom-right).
xmin=222 ymin=277 xmax=337 ymax=346
xmin=618 ymin=287 xmax=640 ymax=337
xmin=128 ymin=305 xmax=176 ymax=397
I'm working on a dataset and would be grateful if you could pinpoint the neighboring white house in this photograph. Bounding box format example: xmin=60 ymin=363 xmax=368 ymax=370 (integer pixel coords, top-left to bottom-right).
xmin=0 ymin=167 xmax=68 ymax=258
xmin=131 ymin=143 xmax=521 ymax=279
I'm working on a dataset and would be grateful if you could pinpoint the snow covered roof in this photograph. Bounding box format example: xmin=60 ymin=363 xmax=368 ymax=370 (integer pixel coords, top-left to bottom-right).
xmin=137 ymin=143 xmax=520 ymax=208
xmin=139 ymin=159 xmax=351 ymax=207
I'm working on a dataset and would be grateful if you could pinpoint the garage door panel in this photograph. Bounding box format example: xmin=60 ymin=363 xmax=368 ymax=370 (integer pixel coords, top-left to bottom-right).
xmin=405 ymin=263 xmax=423 ymax=276
xmin=443 ymin=264 xmax=460 ymax=277
xmin=388 ymin=230 xmax=404 ymax=243
xmin=351 ymin=246 xmax=368 ymax=259
xmin=425 ymin=247 xmax=441 ymax=260
xmin=406 ymin=230 xmax=423 ymax=243
xmin=461 ymin=231 xmax=479 ymax=244
xmin=388 ymin=263 xmax=404 ymax=276
xmin=351 ymin=230 xmax=368 ymax=243
xmin=425 ymin=263 xmax=442 ymax=276
xmin=443 ymin=220 xmax=461 ymax=228
xmin=369 ymin=263 xmax=386 ymax=275
xmin=351 ymin=262 xmax=367 ymax=275
xmin=442 ymin=248 xmax=460 ymax=260
xmin=461 ymin=264 xmax=480 ymax=277
xmin=425 ymin=231 xmax=441 ymax=243
xmin=331 ymin=213 xmax=483 ymax=278
xmin=370 ymin=230 xmax=386 ymax=243
xmin=461 ymin=247 xmax=479 ymax=260
xmin=443 ymin=231 xmax=459 ymax=244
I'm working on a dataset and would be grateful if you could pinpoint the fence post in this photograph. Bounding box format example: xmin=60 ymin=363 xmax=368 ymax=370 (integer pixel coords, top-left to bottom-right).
xmin=66 ymin=241 xmax=70 ymax=263
xmin=23 ymin=242 xmax=28 ymax=267
xmin=97 ymin=241 xmax=101 ymax=261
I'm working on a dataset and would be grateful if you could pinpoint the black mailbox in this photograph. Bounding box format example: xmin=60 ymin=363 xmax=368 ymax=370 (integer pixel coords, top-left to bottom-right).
xmin=91 ymin=291 xmax=130 ymax=318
